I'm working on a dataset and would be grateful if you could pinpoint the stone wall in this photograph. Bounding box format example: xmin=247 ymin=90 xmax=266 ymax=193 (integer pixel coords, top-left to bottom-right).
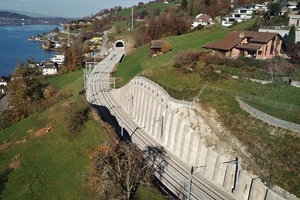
xmin=237 ymin=98 xmax=300 ymax=133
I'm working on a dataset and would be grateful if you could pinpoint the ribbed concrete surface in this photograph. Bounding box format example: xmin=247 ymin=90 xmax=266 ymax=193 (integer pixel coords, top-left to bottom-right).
xmin=110 ymin=76 xmax=297 ymax=200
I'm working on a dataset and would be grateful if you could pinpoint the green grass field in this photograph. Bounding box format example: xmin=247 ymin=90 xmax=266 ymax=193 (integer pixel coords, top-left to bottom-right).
xmin=0 ymin=70 xmax=169 ymax=199
xmin=114 ymin=25 xmax=229 ymax=86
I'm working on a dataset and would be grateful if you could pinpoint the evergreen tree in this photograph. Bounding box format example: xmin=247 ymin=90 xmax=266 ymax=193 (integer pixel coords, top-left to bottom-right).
xmin=285 ymin=25 xmax=296 ymax=49
xmin=181 ymin=0 xmax=188 ymax=10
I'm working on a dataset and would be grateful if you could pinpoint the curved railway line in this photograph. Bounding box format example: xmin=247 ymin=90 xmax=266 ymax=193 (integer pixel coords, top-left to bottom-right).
xmin=85 ymin=48 xmax=236 ymax=200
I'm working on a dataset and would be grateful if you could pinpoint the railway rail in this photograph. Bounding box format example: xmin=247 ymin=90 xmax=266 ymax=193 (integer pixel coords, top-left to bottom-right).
xmin=85 ymin=48 xmax=236 ymax=200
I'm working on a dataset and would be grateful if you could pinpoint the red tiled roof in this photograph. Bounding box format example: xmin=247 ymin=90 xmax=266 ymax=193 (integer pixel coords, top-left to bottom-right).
xmin=203 ymin=31 xmax=280 ymax=51
xmin=249 ymin=32 xmax=278 ymax=43
xmin=236 ymin=43 xmax=263 ymax=50
xmin=203 ymin=32 xmax=242 ymax=51
xmin=193 ymin=14 xmax=211 ymax=23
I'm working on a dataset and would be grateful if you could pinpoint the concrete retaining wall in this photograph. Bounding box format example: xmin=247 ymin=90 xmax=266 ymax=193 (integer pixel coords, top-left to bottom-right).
xmin=111 ymin=76 xmax=297 ymax=200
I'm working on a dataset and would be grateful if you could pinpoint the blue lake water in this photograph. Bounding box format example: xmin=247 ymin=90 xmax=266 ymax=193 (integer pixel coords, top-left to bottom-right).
xmin=0 ymin=25 xmax=59 ymax=76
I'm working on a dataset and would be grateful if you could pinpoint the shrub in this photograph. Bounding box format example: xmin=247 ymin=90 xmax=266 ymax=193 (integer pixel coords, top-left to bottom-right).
xmin=173 ymin=50 xmax=200 ymax=70
xmin=44 ymin=85 xmax=57 ymax=99
xmin=196 ymin=62 xmax=220 ymax=82
xmin=64 ymin=103 xmax=89 ymax=136
xmin=161 ymin=42 xmax=172 ymax=54
xmin=204 ymin=53 xmax=225 ymax=65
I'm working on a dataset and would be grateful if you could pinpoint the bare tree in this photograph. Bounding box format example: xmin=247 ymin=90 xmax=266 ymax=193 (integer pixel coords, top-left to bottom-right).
xmin=266 ymin=56 xmax=289 ymax=83
xmin=87 ymin=141 xmax=154 ymax=200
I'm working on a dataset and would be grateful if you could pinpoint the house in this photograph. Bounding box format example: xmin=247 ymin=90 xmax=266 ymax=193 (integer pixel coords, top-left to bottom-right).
xmin=259 ymin=15 xmax=300 ymax=42
xmin=253 ymin=3 xmax=269 ymax=12
xmin=221 ymin=7 xmax=255 ymax=27
xmin=40 ymin=61 xmax=58 ymax=76
xmin=49 ymin=54 xmax=65 ymax=65
xmin=0 ymin=77 xmax=8 ymax=86
xmin=191 ymin=13 xmax=214 ymax=29
xmin=285 ymin=1 xmax=298 ymax=12
xmin=150 ymin=40 xmax=166 ymax=53
xmin=289 ymin=14 xmax=300 ymax=27
xmin=0 ymin=77 xmax=8 ymax=94
xmin=221 ymin=3 xmax=270 ymax=27
xmin=203 ymin=31 xmax=283 ymax=59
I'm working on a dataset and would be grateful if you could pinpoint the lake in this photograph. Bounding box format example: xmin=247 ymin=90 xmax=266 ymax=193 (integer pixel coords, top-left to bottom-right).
xmin=0 ymin=25 xmax=59 ymax=76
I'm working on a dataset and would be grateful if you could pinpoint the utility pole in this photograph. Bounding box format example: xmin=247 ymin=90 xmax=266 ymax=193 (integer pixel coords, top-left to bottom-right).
xmin=67 ymin=23 xmax=70 ymax=47
xmin=83 ymin=65 xmax=86 ymax=88
xmin=232 ymin=157 xmax=241 ymax=193
xmin=161 ymin=116 xmax=164 ymax=138
xmin=131 ymin=7 xmax=134 ymax=30
xmin=187 ymin=165 xmax=205 ymax=199
xmin=187 ymin=166 xmax=194 ymax=200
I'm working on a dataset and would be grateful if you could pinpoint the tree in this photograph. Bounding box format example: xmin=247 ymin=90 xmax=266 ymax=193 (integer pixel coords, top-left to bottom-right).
xmin=135 ymin=8 xmax=189 ymax=46
xmin=7 ymin=62 xmax=43 ymax=121
xmin=284 ymin=25 xmax=296 ymax=51
xmin=266 ymin=56 xmax=290 ymax=83
xmin=268 ymin=2 xmax=281 ymax=16
xmin=63 ymin=102 xmax=89 ymax=135
xmin=63 ymin=39 xmax=84 ymax=71
xmin=87 ymin=141 xmax=153 ymax=200
xmin=287 ymin=42 xmax=300 ymax=63
xmin=180 ymin=0 xmax=188 ymax=10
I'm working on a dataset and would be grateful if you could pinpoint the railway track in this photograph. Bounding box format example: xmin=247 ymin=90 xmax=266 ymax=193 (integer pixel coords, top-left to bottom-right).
xmin=86 ymin=48 xmax=236 ymax=200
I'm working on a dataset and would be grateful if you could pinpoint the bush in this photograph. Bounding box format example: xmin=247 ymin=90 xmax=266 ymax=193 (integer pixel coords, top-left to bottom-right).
xmin=196 ymin=62 xmax=220 ymax=82
xmin=44 ymin=85 xmax=57 ymax=99
xmin=64 ymin=102 xmax=89 ymax=136
xmin=204 ymin=53 xmax=225 ymax=65
xmin=173 ymin=50 xmax=200 ymax=70
xmin=161 ymin=42 xmax=172 ymax=54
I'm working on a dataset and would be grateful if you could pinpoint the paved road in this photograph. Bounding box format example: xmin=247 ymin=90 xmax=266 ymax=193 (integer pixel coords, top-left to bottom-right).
xmin=85 ymin=48 xmax=236 ymax=200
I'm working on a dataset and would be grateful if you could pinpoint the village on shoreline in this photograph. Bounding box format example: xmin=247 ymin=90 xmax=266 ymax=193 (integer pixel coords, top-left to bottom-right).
xmin=0 ymin=20 xmax=108 ymax=97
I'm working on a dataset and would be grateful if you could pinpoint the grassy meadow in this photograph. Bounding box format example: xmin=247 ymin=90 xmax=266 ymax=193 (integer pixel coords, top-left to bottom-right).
xmin=114 ymin=25 xmax=230 ymax=86
xmin=0 ymin=70 xmax=168 ymax=199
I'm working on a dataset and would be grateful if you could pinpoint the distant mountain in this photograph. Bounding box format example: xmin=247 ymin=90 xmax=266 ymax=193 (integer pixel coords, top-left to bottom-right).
xmin=0 ymin=9 xmax=61 ymax=18
xmin=0 ymin=11 xmax=29 ymax=19
xmin=0 ymin=11 xmax=70 ymax=26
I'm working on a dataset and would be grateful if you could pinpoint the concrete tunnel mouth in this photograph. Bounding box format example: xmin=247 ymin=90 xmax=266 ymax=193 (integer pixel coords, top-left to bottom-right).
xmin=115 ymin=40 xmax=125 ymax=48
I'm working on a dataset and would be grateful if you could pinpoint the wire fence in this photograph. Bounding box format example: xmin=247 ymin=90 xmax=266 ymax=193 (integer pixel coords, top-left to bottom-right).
xmin=199 ymin=85 xmax=300 ymax=111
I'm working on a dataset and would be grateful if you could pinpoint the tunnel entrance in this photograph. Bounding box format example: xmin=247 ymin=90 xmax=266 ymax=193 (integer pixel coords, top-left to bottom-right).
xmin=115 ymin=40 xmax=125 ymax=48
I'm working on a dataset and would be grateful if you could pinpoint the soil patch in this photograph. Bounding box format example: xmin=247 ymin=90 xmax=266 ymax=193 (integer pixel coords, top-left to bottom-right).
xmin=62 ymin=100 xmax=75 ymax=107
xmin=32 ymin=123 xmax=54 ymax=138
xmin=9 ymin=160 xmax=20 ymax=169
xmin=0 ymin=142 xmax=11 ymax=151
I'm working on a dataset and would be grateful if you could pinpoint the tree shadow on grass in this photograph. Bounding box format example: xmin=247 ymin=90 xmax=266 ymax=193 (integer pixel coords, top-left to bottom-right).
xmin=0 ymin=168 xmax=13 ymax=196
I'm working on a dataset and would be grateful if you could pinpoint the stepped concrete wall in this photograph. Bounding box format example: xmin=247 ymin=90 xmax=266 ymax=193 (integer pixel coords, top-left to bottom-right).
xmin=111 ymin=76 xmax=297 ymax=200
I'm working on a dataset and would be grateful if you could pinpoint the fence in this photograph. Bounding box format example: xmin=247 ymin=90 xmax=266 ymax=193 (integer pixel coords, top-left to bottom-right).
xmin=199 ymin=85 xmax=300 ymax=111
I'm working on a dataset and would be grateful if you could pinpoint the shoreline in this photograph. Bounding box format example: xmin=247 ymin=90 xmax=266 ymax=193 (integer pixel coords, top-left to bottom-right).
xmin=0 ymin=25 xmax=57 ymax=77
